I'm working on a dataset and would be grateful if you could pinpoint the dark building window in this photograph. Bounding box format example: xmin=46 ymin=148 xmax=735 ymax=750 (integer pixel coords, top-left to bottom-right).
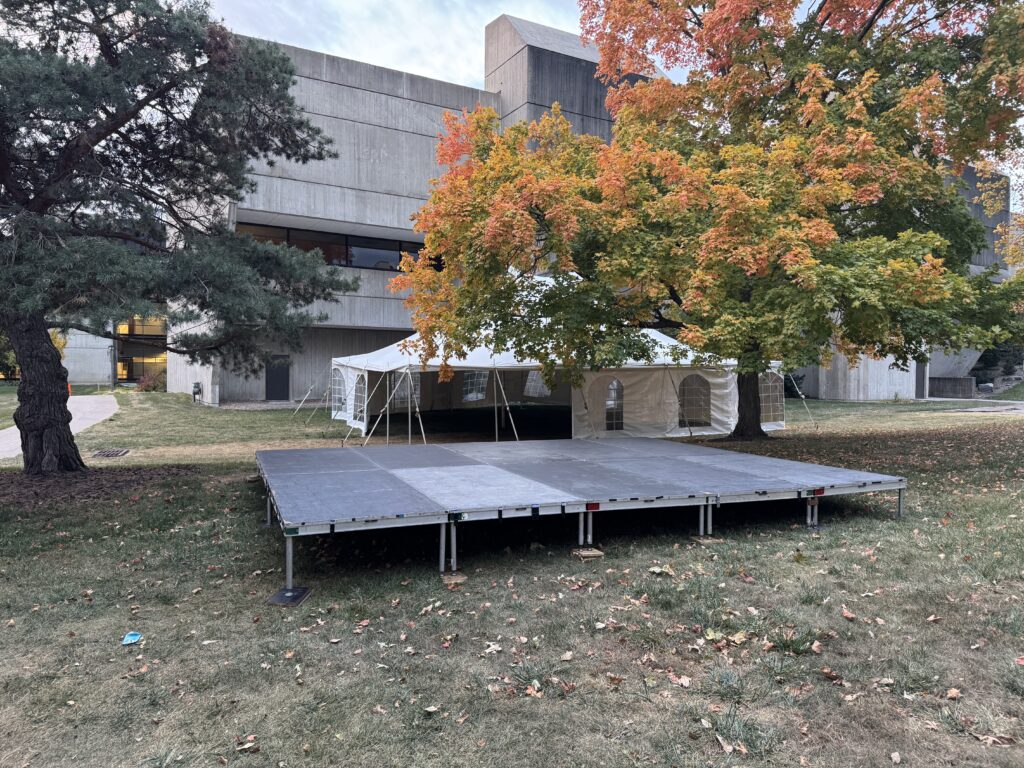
xmin=235 ymin=223 xmax=422 ymax=272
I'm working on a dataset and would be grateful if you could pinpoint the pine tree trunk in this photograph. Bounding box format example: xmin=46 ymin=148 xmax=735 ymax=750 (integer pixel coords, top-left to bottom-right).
xmin=731 ymin=371 xmax=768 ymax=439
xmin=2 ymin=313 xmax=86 ymax=474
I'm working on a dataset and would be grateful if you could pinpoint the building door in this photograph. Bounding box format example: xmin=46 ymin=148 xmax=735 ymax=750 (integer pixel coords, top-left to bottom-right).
xmin=915 ymin=361 xmax=928 ymax=400
xmin=266 ymin=355 xmax=291 ymax=401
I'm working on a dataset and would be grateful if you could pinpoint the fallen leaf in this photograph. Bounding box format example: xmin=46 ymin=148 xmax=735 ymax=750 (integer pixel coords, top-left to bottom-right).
xmin=841 ymin=605 xmax=856 ymax=621
xmin=946 ymin=688 xmax=962 ymax=700
xmin=560 ymin=651 xmax=574 ymax=662
xmin=891 ymin=751 xmax=901 ymax=764
xmin=811 ymin=640 xmax=823 ymax=654
xmin=926 ymin=615 xmax=942 ymax=623
xmin=716 ymin=735 xmax=734 ymax=754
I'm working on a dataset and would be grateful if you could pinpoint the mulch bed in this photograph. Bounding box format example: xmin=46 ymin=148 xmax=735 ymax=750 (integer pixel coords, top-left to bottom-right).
xmin=0 ymin=465 xmax=198 ymax=510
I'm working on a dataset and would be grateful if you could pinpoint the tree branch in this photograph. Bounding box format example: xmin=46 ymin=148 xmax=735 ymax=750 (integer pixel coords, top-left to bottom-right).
xmin=50 ymin=321 xmax=245 ymax=356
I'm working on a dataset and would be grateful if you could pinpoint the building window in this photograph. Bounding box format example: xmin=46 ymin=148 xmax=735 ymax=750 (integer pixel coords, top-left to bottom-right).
xmin=523 ymin=370 xmax=552 ymax=398
xmin=605 ymin=378 xmax=624 ymax=431
xmin=461 ymin=371 xmax=489 ymax=402
xmin=117 ymin=353 xmax=167 ymax=383
xmin=354 ymin=374 xmax=367 ymax=421
xmin=331 ymin=369 xmax=347 ymax=417
xmin=392 ymin=371 xmax=420 ymax=408
xmin=116 ymin=317 xmax=166 ymax=337
xmin=678 ymin=374 xmax=712 ymax=427
xmin=235 ymin=223 xmax=422 ymax=272
xmin=759 ymin=371 xmax=785 ymax=424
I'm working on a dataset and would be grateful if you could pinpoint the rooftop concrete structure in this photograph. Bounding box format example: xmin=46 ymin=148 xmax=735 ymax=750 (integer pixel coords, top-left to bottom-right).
xmin=169 ymin=15 xmax=619 ymax=404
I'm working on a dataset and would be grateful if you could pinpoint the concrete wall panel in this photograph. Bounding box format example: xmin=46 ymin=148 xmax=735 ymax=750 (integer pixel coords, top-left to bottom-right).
xmin=62 ymin=330 xmax=114 ymax=386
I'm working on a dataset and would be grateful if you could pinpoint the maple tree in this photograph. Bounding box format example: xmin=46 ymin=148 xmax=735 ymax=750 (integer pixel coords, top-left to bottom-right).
xmin=397 ymin=1 xmax=1024 ymax=437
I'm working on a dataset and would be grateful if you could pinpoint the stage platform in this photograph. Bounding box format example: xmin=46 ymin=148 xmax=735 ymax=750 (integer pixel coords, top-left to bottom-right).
xmin=256 ymin=438 xmax=906 ymax=600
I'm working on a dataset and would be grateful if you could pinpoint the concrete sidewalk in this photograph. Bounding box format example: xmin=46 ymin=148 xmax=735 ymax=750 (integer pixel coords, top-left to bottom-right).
xmin=0 ymin=394 xmax=119 ymax=460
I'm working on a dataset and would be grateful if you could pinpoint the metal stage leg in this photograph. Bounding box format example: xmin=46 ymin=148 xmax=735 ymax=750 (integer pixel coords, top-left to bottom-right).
xmin=266 ymin=536 xmax=309 ymax=610
xmin=699 ymin=503 xmax=705 ymax=537
xmin=578 ymin=512 xmax=585 ymax=546
xmin=586 ymin=511 xmax=593 ymax=546
xmin=439 ymin=523 xmax=447 ymax=573
xmin=806 ymin=498 xmax=819 ymax=528
xmin=707 ymin=504 xmax=713 ymax=536
xmin=450 ymin=522 xmax=458 ymax=572
xmin=806 ymin=499 xmax=813 ymax=527
xmin=285 ymin=536 xmax=293 ymax=590
xmin=266 ymin=535 xmax=311 ymax=607
xmin=814 ymin=501 xmax=819 ymax=527
xmin=897 ymin=489 xmax=904 ymax=519
xmin=265 ymin=495 xmax=272 ymax=527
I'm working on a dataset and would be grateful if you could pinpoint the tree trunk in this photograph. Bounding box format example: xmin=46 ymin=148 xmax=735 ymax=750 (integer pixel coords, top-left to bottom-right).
xmin=2 ymin=313 xmax=86 ymax=474
xmin=731 ymin=371 xmax=768 ymax=439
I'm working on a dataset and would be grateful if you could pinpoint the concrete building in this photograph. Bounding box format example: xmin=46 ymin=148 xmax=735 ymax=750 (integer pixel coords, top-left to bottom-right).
xmin=59 ymin=13 xmax=1010 ymax=404
xmin=166 ymin=15 xmax=622 ymax=405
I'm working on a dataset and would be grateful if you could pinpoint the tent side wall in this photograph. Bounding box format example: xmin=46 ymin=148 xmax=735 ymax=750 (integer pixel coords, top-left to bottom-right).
xmin=572 ymin=367 xmax=739 ymax=439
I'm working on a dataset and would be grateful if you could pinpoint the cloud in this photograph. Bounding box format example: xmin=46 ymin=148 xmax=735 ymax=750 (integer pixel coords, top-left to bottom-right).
xmin=210 ymin=0 xmax=582 ymax=89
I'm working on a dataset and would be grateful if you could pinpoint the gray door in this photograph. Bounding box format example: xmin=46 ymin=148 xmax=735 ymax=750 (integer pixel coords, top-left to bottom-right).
xmin=266 ymin=355 xmax=290 ymax=401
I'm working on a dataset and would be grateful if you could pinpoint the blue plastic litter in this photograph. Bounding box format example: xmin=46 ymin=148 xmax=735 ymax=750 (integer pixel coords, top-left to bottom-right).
xmin=121 ymin=631 xmax=143 ymax=646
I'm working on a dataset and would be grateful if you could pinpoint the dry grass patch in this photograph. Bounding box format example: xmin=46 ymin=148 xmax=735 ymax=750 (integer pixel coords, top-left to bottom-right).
xmin=1 ymin=396 xmax=1023 ymax=766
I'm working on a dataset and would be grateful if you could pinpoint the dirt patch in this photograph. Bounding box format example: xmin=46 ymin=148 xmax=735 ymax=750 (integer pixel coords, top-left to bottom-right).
xmin=0 ymin=465 xmax=197 ymax=510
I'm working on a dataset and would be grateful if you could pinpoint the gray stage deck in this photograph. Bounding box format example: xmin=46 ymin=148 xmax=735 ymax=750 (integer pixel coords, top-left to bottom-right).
xmin=257 ymin=438 xmax=905 ymax=537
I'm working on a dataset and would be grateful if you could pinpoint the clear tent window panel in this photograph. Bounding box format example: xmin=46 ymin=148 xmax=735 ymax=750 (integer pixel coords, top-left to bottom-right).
xmin=331 ymin=369 xmax=347 ymax=416
xmin=462 ymin=370 xmax=489 ymax=402
xmin=523 ymin=370 xmax=552 ymax=398
xmin=393 ymin=371 xmax=421 ymax=408
xmin=759 ymin=371 xmax=785 ymax=423
xmin=354 ymin=374 xmax=367 ymax=421
xmin=678 ymin=374 xmax=712 ymax=427
xmin=605 ymin=378 xmax=624 ymax=431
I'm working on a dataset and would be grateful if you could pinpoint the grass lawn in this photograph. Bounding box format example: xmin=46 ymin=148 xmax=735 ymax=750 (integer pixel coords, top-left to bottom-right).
xmin=0 ymin=382 xmax=17 ymax=428
xmin=1 ymin=394 xmax=1023 ymax=767
xmin=992 ymin=381 xmax=1024 ymax=401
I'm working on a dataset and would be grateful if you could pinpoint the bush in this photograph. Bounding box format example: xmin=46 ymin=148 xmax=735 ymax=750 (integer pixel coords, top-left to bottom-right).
xmin=136 ymin=369 xmax=167 ymax=392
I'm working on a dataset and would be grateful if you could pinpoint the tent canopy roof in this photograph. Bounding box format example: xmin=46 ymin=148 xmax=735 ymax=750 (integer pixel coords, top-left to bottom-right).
xmin=332 ymin=330 xmax=736 ymax=373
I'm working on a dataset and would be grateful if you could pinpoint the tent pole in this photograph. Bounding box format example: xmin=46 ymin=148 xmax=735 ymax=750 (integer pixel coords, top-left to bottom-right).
xmin=303 ymin=383 xmax=331 ymax=426
xmin=493 ymin=366 xmax=499 ymax=442
xmin=407 ymin=368 xmax=412 ymax=445
xmin=495 ymin=368 xmax=519 ymax=442
xmin=411 ymin=372 xmax=427 ymax=444
xmin=361 ymin=370 xmax=400 ymax=446
xmin=385 ymin=372 xmax=390 ymax=445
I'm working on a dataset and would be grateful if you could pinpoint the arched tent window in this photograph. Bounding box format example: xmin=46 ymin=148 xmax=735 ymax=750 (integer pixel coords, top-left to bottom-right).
xmin=678 ymin=374 xmax=711 ymax=427
xmin=605 ymin=378 xmax=624 ymax=431
xmin=523 ymin=370 xmax=552 ymax=398
xmin=759 ymin=371 xmax=784 ymax=424
xmin=461 ymin=371 xmax=489 ymax=402
xmin=354 ymin=373 xmax=367 ymax=421
xmin=393 ymin=371 xmax=420 ymax=408
xmin=331 ymin=369 xmax=347 ymax=417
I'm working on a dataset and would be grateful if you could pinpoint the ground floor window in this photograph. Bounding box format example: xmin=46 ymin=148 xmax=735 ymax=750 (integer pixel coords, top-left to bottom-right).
xmin=678 ymin=374 xmax=712 ymax=427
xmin=354 ymin=374 xmax=367 ymax=421
xmin=461 ymin=371 xmax=489 ymax=402
xmin=331 ymin=369 xmax=347 ymax=416
xmin=759 ymin=371 xmax=785 ymax=423
xmin=605 ymin=378 xmax=624 ymax=431
xmin=523 ymin=370 xmax=552 ymax=398
xmin=392 ymin=371 xmax=421 ymax=408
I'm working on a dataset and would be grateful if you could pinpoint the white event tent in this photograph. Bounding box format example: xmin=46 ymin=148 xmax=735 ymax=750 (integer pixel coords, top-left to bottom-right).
xmin=330 ymin=330 xmax=784 ymax=442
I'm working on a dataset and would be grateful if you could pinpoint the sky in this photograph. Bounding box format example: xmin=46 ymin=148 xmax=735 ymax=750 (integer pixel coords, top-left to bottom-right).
xmin=210 ymin=0 xmax=584 ymax=89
